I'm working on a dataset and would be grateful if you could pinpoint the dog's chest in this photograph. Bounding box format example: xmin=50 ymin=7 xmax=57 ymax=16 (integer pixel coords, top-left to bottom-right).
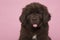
xmin=32 ymin=34 xmax=37 ymax=40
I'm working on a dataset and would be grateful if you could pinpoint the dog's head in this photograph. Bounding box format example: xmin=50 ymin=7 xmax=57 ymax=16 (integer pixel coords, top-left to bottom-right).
xmin=27 ymin=13 xmax=42 ymax=27
xmin=19 ymin=2 xmax=51 ymax=28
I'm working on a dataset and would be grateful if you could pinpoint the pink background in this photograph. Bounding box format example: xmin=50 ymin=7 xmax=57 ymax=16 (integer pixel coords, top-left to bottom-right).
xmin=0 ymin=0 xmax=60 ymax=40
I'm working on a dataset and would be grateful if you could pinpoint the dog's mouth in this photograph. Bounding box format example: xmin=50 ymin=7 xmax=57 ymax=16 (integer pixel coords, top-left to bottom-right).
xmin=32 ymin=22 xmax=42 ymax=28
xmin=33 ymin=24 xmax=38 ymax=28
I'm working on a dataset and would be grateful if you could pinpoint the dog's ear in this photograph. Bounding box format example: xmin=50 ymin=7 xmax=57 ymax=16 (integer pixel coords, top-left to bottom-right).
xmin=42 ymin=6 xmax=51 ymax=23
xmin=19 ymin=8 xmax=27 ymax=24
xmin=19 ymin=13 xmax=25 ymax=23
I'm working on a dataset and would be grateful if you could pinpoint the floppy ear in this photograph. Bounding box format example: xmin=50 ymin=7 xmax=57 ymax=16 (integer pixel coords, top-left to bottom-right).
xmin=42 ymin=6 xmax=51 ymax=23
xmin=19 ymin=13 xmax=26 ymax=23
xmin=19 ymin=7 xmax=30 ymax=24
xmin=19 ymin=8 xmax=27 ymax=24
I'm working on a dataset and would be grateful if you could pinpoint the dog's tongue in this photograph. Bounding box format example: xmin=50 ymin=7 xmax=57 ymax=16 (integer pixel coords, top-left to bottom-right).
xmin=33 ymin=24 xmax=38 ymax=27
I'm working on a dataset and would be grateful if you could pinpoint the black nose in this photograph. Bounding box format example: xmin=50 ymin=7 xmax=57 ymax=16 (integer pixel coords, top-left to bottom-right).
xmin=32 ymin=18 xmax=37 ymax=21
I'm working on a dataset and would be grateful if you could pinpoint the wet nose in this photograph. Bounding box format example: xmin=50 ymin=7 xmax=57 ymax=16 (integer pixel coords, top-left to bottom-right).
xmin=32 ymin=18 xmax=37 ymax=21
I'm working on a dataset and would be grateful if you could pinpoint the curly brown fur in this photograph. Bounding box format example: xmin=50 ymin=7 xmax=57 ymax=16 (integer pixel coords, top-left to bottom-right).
xmin=19 ymin=2 xmax=51 ymax=40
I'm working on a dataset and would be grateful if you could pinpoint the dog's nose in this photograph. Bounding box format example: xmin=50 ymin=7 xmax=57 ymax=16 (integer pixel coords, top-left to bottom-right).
xmin=32 ymin=18 xmax=37 ymax=20
xmin=32 ymin=18 xmax=37 ymax=21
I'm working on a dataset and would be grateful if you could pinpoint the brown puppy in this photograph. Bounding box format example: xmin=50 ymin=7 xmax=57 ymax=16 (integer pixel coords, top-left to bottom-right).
xmin=19 ymin=2 xmax=51 ymax=40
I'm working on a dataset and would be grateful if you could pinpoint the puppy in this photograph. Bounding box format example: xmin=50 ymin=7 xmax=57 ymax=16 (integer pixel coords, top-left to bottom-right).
xmin=19 ymin=2 xmax=51 ymax=40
